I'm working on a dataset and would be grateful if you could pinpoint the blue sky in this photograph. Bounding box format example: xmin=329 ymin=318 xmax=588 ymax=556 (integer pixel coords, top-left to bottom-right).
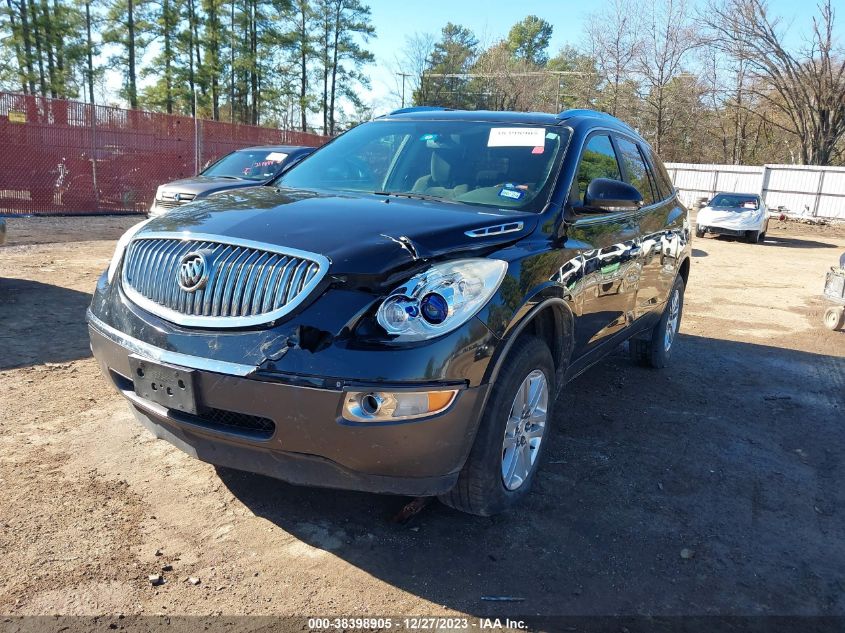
xmin=101 ymin=0 xmax=818 ymax=125
xmin=361 ymin=0 xmax=814 ymax=116
xmin=364 ymin=0 xmax=592 ymax=113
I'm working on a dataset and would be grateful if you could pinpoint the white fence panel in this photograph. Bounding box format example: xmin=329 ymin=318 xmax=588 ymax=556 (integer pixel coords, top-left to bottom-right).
xmin=818 ymin=170 xmax=845 ymax=219
xmin=764 ymin=166 xmax=821 ymax=216
xmin=665 ymin=163 xmax=845 ymax=220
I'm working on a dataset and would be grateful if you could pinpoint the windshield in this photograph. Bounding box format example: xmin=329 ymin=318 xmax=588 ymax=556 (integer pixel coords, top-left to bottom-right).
xmin=202 ymin=149 xmax=290 ymax=181
xmin=709 ymin=194 xmax=760 ymax=210
xmin=277 ymin=120 xmax=570 ymax=212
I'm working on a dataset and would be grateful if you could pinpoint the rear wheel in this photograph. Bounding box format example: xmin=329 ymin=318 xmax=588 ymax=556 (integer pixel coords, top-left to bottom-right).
xmin=440 ymin=336 xmax=554 ymax=516
xmin=695 ymin=226 xmax=705 ymax=238
xmin=630 ymin=275 xmax=685 ymax=369
xmin=747 ymin=230 xmax=760 ymax=243
xmin=824 ymin=306 xmax=845 ymax=331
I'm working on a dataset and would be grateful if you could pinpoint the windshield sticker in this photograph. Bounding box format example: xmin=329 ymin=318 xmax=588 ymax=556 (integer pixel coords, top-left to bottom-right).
xmin=545 ymin=132 xmax=558 ymax=140
xmin=420 ymin=133 xmax=438 ymax=141
xmin=742 ymin=201 xmax=757 ymax=209
xmin=265 ymin=152 xmax=288 ymax=162
xmin=488 ymin=127 xmax=546 ymax=147
xmin=499 ymin=187 xmax=525 ymax=200
xmin=252 ymin=160 xmax=282 ymax=168
xmin=531 ymin=146 xmax=544 ymax=154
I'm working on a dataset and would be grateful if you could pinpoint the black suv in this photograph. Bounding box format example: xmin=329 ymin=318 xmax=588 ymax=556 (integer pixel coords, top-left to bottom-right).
xmin=87 ymin=108 xmax=690 ymax=516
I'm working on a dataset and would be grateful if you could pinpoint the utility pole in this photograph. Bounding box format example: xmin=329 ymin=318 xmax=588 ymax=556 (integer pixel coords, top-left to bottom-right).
xmin=194 ymin=90 xmax=200 ymax=174
xmin=396 ymin=72 xmax=411 ymax=108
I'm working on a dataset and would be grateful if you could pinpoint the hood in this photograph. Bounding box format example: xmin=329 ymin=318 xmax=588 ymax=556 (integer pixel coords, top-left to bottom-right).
xmin=141 ymin=187 xmax=539 ymax=277
xmin=158 ymin=176 xmax=267 ymax=197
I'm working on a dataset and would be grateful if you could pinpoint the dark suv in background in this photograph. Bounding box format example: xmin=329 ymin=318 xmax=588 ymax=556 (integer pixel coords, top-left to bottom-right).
xmin=88 ymin=107 xmax=690 ymax=516
xmin=148 ymin=145 xmax=315 ymax=217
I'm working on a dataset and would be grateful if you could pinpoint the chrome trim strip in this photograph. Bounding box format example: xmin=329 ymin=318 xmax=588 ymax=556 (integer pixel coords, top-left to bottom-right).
xmin=86 ymin=310 xmax=257 ymax=376
xmin=465 ymin=221 xmax=524 ymax=238
xmin=120 ymin=233 xmax=331 ymax=328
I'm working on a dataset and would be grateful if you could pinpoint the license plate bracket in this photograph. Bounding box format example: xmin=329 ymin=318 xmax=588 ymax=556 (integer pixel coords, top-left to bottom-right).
xmin=128 ymin=354 xmax=198 ymax=415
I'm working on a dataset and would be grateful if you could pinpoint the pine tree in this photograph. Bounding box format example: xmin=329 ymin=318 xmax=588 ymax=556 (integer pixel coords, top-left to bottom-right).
xmin=103 ymin=0 xmax=150 ymax=108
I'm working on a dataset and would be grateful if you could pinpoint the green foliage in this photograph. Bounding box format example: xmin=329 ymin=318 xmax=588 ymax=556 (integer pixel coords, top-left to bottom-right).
xmin=0 ymin=0 xmax=374 ymax=131
xmin=2 ymin=0 xmax=90 ymax=97
xmin=316 ymin=0 xmax=374 ymax=134
xmin=505 ymin=15 xmax=552 ymax=66
xmin=414 ymin=22 xmax=477 ymax=109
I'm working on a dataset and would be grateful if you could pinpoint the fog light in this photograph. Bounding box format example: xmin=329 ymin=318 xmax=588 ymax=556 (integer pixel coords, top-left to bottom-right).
xmin=360 ymin=392 xmax=385 ymax=416
xmin=343 ymin=389 xmax=458 ymax=422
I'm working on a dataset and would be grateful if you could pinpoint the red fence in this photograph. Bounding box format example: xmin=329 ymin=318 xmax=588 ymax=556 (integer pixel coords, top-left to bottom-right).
xmin=0 ymin=92 xmax=328 ymax=215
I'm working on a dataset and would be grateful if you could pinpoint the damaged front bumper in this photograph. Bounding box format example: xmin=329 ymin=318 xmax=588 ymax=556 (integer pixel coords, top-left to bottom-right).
xmin=697 ymin=209 xmax=766 ymax=235
xmin=86 ymin=275 xmax=496 ymax=495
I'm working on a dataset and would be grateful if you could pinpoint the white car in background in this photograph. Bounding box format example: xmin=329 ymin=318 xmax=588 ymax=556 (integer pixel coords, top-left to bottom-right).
xmin=695 ymin=192 xmax=769 ymax=244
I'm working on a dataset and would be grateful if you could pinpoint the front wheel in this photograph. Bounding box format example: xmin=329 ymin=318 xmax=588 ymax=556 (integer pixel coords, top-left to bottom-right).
xmin=630 ymin=275 xmax=685 ymax=369
xmin=747 ymin=230 xmax=760 ymax=243
xmin=439 ymin=336 xmax=555 ymax=516
xmin=695 ymin=226 xmax=705 ymax=238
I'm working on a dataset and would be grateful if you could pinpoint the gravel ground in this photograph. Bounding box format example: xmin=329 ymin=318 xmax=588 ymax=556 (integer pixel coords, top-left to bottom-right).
xmin=0 ymin=214 xmax=843 ymax=621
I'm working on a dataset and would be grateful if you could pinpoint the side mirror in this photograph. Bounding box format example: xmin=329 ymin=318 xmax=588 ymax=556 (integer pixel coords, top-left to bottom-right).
xmin=582 ymin=178 xmax=643 ymax=213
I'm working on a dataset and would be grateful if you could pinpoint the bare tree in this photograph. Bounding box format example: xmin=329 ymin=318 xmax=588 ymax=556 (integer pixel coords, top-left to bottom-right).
xmin=702 ymin=0 xmax=845 ymax=165
xmin=469 ymin=42 xmax=553 ymax=111
xmin=585 ymin=0 xmax=640 ymax=117
xmin=390 ymin=31 xmax=435 ymax=106
xmin=635 ymin=0 xmax=700 ymax=155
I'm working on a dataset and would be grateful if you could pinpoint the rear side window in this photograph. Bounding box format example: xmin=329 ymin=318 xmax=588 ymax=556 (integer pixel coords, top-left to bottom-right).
xmin=615 ymin=137 xmax=656 ymax=206
xmin=573 ymin=134 xmax=622 ymax=205
xmin=646 ymin=148 xmax=675 ymax=201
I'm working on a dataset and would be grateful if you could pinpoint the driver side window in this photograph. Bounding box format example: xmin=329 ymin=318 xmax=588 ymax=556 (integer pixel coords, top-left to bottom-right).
xmin=573 ymin=134 xmax=623 ymax=206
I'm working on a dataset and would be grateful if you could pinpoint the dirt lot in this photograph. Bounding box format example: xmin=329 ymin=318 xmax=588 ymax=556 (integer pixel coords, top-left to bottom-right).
xmin=1 ymin=214 xmax=844 ymax=621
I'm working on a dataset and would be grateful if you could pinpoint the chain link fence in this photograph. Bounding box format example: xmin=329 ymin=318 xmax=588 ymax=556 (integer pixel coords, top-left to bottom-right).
xmin=0 ymin=92 xmax=328 ymax=216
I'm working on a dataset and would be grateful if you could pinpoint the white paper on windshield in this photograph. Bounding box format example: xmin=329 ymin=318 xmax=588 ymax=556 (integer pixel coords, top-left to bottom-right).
xmin=265 ymin=152 xmax=288 ymax=162
xmin=487 ymin=127 xmax=546 ymax=147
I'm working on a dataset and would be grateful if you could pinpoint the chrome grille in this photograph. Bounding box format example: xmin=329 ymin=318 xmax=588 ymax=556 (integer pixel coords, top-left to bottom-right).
xmin=157 ymin=193 xmax=196 ymax=210
xmin=121 ymin=234 xmax=329 ymax=327
xmin=156 ymin=199 xmax=186 ymax=210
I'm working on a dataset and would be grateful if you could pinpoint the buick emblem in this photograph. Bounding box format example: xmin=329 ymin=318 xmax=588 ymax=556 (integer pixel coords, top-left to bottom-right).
xmin=174 ymin=193 xmax=182 ymax=201
xmin=178 ymin=251 xmax=209 ymax=292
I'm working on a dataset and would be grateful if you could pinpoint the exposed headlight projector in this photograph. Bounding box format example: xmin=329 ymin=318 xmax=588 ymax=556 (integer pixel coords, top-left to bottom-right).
xmin=376 ymin=258 xmax=508 ymax=342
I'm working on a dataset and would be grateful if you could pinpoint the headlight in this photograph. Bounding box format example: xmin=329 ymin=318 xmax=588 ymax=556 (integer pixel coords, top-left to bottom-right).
xmin=376 ymin=258 xmax=507 ymax=342
xmin=107 ymin=219 xmax=151 ymax=283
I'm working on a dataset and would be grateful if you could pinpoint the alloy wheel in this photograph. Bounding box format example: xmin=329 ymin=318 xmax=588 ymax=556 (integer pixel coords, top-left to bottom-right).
xmin=664 ymin=288 xmax=680 ymax=352
xmin=501 ymin=369 xmax=549 ymax=491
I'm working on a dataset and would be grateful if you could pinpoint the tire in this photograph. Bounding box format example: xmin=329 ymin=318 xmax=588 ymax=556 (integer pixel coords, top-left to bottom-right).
xmin=629 ymin=275 xmax=685 ymax=369
xmin=439 ymin=335 xmax=555 ymax=516
xmin=695 ymin=226 xmax=705 ymax=238
xmin=824 ymin=306 xmax=845 ymax=331
xmin=759 ymin=231 xmax=767 ymax=242
xmin=747 ymin=230 xmax=760 ymax=243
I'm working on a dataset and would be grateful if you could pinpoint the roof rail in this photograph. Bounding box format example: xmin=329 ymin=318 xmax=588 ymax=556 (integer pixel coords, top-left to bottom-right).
xmin=557 ymin=108 xmax=639 ymax=133
xmin=556 ymin=108 xmax=617 ymax=120
xmin=388 ymin=105 xmax=451 ymax=116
